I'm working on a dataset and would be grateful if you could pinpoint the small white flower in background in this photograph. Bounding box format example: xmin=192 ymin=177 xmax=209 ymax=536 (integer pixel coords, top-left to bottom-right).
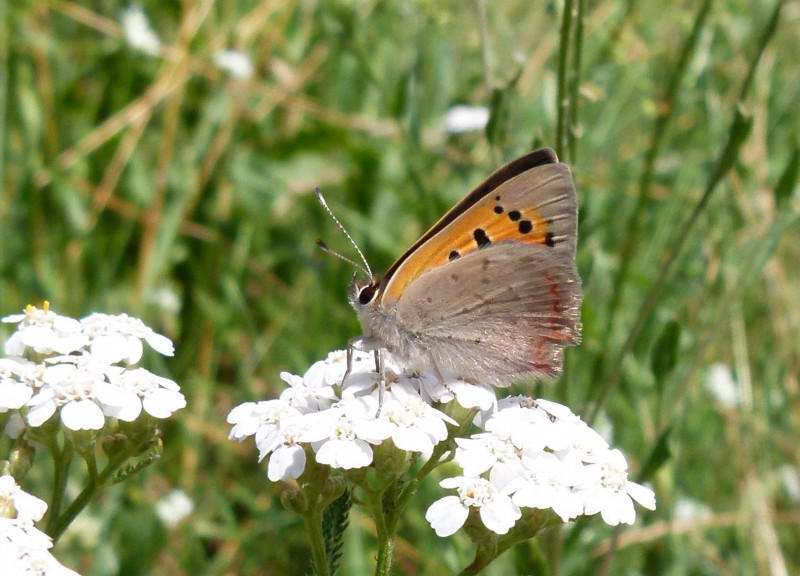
xmin=705 ymin=362 xmax=741 ymax=408
xmin=155 ymin=489 xmax=194 ymax=528
xmin=673 ymin=497 xmax=713 ymax=522
xmin=780 ymin=465 xmax=800 ymax=502
xmin=1 ymin=304 xmax=183 ymax=432
xmin=121 ymin=5 xmax=161 ymax=56
xmin=0 ymin=475 xmax=82 ymax=576
xmin=213 ymin=50 xmax=254 ymax=80
xmin=443 ymin=105 xmax=490 ymax=133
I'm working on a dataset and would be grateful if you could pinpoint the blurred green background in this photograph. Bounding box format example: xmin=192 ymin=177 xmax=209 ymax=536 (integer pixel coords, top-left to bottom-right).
xmin=2 ymin=1 xmax=799 ymax=575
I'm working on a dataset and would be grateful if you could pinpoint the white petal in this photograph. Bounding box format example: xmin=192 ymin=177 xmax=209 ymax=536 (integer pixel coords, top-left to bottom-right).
xmin=315 ymin=438 xmax=373 ymax=469
xmin=479 ymin=496 xmax=521 ymax=535
xmin=391 ymin=426 xmax=433 ymax=452
xmin=425 ymin=496 xmax=469 ymax=536
xmin=61 ymin=400 xmax=105 ymax=430
xmin=626 ymin=481 xmax=657 ymax=510
xmin=142 ymin=389 xmax=186 ymax=418
xmin=27 ymin=400 xmax=57 ymax=427
xmin=268 ymin=445 xmax=307 ymax=481
xmin=90 ymin=333 xmax=129 ymax=364
xmin=0 ymin=380 xmax=33 ymax=410
xmin=449 ymin=381 xmax=496 ymax=410
xmin=145 ymin=331 xmax=174 ymax=356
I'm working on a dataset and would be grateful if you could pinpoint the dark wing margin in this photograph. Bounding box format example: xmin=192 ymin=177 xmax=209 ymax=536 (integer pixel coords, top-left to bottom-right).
xmin=383 ymin=148 xmax=560 ymax=283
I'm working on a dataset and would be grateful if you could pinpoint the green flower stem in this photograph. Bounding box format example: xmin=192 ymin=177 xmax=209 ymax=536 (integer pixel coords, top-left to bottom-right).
xmin=48 ymin=445 xmax=129 ymax=542
xmin=303 ymin=497 xmax=332 ymax=576
xmin=46 ymin=436 xmax=73 ymax=532
xmin=555 ymin=0 xmax=575 ymax=158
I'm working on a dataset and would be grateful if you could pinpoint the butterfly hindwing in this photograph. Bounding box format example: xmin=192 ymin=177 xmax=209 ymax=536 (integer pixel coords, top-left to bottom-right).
xmin=393 ymin=242 xmax=582 ymax=385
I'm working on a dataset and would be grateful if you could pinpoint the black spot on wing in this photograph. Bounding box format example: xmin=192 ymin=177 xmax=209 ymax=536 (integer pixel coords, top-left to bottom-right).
xmin=473 ymin=228 xmax=491 ymax=248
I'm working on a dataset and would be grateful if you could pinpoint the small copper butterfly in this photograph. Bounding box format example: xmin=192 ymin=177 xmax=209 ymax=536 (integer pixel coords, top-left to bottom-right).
xmin=321 ymin=147 xmax=582 ymax=387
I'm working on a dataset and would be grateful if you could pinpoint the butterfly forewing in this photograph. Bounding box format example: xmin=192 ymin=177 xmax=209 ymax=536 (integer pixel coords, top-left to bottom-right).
xmin=380 ymin=160 xmax=577 ymax=310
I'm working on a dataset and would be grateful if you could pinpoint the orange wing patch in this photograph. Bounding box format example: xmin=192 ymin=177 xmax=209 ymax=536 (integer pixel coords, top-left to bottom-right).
xmin=380 ymin=188 xmax=555 ymax=308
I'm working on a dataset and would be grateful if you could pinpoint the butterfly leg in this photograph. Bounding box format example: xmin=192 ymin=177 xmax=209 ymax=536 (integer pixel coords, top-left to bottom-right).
xmin=374 ymin=348 xmax=385 ymax=416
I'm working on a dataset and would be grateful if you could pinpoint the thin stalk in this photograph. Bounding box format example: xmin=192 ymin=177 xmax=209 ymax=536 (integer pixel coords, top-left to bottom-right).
xmin=555 ymin=0 xmax=576 ymax=158
xmin=370 ymin=488 xmax=393 ymax=576
xmin=589 ymin=0 xmax=714 ymax=402
xmin=589 ymin=0 xmax=785 ymax=422
xmin=48 ymin=447 xmax=127 ymax=541
xmin=45 ymin=439 xmax=72 ymax=535
xmin=567 ymin=0 xmax=586 ymax=163
xmin=474 ymin=0 xmax=494 ymax=93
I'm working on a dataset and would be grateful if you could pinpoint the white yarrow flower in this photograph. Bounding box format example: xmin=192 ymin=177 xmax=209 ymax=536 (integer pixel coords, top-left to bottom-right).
xmin=3 ymin=305 xmax=86 ymax=356
xmin=427 ymin=476 xmax=521 ymax=536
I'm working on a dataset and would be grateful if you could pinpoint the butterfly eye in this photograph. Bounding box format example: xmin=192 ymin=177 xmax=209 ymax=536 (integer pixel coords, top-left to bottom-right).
xmin=358 ymin=280 xmax=380 ymax=305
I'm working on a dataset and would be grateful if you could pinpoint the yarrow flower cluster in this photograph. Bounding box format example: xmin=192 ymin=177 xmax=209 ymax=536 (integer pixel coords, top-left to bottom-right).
xmin=1 ymin=303 xmax=185 ymax=433
xmin=0 ymin=475 xmax=81 ymax=575
xmin=229 ymin=350 xmax=656 ymax=538
xmin=228 ymin=350 xmax=483 ymax=481
xmin=426 ymin=396 xmax=656 ymax=536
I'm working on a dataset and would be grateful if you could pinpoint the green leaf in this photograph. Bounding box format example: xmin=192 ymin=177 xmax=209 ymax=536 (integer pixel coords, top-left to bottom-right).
xmin=774 ymin=146 xmax=800 ymax=208
xmin=651 ymin=319 xmax=681 ymax=386
xmin=485 ymin=88 xmax=510 ymax=147
xmin=639 ymin=426 xmax=673 ymax=482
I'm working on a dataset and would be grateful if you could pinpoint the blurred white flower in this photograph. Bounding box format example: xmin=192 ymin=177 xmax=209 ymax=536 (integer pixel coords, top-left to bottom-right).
xmin=213 ymin=50 xmax=254 ymax=80
xmin=673 ymin=497 xmax=713 ymax=522
xmin=443 ymin=105 xmax=490 ymax=133
xmin=780 ymin=465 xmax=800 ymax=502
xmin=155 ymin=489 xmax=194 ymax=528
xmin=121 ymin=6 xmax=161 ymax=56
xmin=705 ymin=363 xmax=740 ymax=408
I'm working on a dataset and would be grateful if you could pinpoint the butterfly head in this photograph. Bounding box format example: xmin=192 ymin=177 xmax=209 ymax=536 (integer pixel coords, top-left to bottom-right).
xmin=349 ymin=275 xmax=382 ymax=310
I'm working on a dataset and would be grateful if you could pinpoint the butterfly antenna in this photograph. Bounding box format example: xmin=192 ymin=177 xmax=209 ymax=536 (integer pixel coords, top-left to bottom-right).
xmin=315 ymin=187 xmax=373 ymax=278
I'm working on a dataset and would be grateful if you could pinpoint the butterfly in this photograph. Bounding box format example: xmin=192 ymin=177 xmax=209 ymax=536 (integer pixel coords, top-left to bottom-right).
xmin=320 ymin=147 xmax=582 ymax=387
